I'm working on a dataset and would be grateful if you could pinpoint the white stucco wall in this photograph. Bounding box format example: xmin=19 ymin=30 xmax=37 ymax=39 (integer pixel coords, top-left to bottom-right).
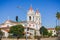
xmin=48 ymin=30 xmax=57 ymax=36
xmin=1 ymin=30 xmax=9 ymax=38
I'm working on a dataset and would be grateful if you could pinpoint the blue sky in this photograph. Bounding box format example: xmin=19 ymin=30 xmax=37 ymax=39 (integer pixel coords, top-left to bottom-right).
xmin=0 ymin=0 xmax=60 ymax=28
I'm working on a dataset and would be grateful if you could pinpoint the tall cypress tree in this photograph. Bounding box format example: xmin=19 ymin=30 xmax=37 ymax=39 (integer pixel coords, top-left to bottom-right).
xmin=16 ymin=16 xmax=18 ymax=22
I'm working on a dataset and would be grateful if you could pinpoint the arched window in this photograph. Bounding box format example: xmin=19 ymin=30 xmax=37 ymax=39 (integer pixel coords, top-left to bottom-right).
xmin=29 ymin=16 xmax=31 ymax=20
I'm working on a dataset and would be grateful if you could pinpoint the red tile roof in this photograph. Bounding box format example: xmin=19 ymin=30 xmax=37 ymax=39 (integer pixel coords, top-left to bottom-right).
xmin=47 ymin=28 xmax=55 ymax=30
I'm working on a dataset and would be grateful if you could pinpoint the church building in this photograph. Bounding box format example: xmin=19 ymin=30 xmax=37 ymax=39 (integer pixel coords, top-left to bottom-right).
xmin=26 ymin=6 xmax=41 ymax=37
xmin=0 ymin=6 xmax=41 ymax=38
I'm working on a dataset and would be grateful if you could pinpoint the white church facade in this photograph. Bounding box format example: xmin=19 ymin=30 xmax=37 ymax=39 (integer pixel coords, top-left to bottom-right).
xmin=27 ymin=6 xmax=41 ymax=36
xmin=0 ymin=6 xmax=41 ymax=38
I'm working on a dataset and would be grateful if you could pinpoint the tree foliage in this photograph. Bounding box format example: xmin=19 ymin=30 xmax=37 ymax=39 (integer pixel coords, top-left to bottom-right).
xmin=0 ymin=30 xmax=3 ymax=35
xmin=56 ymin=12 xmax=60 ymax=26
xmin=39 ymin=26 xmax=48 ymax=36
xmin=55 ymin=26 xmax=60 ymax=31
xmin=48 ymin=30 xmax=52 ymax=37
xmin=56 ymin=12 xmax=60 ymax=20
xmin=0 ymin=29 xmax=3 ymax=40
xmin=9 ymin=24 xmax=24 ymax=38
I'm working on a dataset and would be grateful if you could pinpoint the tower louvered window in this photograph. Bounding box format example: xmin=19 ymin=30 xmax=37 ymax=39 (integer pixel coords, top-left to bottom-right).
xmin=29 ymin=16 xmax=31 ymax=21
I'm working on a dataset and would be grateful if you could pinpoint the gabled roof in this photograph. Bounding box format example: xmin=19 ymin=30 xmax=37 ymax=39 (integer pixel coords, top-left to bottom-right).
xmin=4 ymin=20 xmax=18 ymax=23
xmin=0 ymin=20 xmax=21 ymax=25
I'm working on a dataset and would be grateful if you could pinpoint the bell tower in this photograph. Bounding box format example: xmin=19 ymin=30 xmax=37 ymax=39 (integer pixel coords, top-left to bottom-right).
xmin=27 ymin=6 xmax=35 ymax=36
xmin=35 ymin=10 xmax=41 ymax=30
xmin=27 ymin=6 xmax=35 ymax=22
xmin=35 ymin=10 xmax=41 ymax=36
xmin=27 ymin=6 xmax=41 ymax=36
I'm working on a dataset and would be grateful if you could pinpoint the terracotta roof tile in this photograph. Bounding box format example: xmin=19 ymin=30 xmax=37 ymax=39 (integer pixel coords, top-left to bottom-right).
xmin=47 ymin=28 xmax=55 ymax=30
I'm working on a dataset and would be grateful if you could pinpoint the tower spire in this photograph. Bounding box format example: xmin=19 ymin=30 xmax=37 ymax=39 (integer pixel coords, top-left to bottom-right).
xmin=29 ymin=5 xmax=33 ymax=11
xmin=36 ymin=9 xmax=39 ymax=14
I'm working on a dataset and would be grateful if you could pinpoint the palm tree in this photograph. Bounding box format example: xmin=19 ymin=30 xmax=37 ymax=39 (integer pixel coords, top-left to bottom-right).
xmin=56 ymin=12 xmax=60 ymax=26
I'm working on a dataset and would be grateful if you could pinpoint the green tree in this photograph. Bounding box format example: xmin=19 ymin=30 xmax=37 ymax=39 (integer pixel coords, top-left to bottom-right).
xmin=56 ymin=12 xmax=60 ymax=26
xmin=0 ymin=29 xmax=3 ymax=40
xmin=55 ymin=26 xmax=60 ymax=31
xmin=48 ymin=30 xmax=52 ymax=37
xmin=9 ymin=24 xmax=24 ymax=39
xmin=39 ymin=26 xmax=48 ymax=37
